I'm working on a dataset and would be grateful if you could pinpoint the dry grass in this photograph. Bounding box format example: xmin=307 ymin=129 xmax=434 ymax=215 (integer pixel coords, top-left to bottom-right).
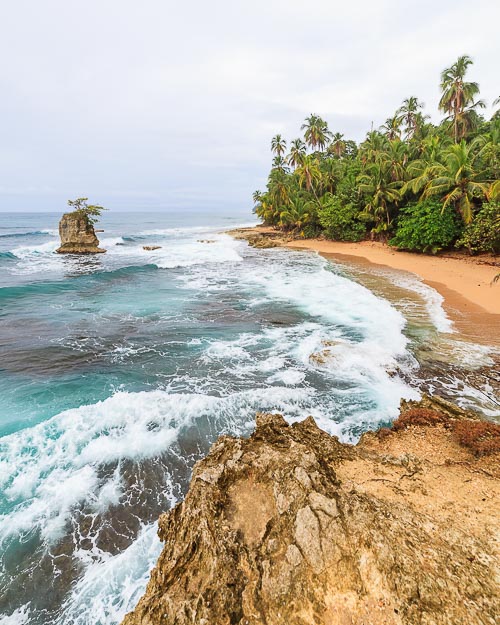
xmin=391 ymin=408 xmax=500 ymax=457
xmin=452 ymin=420 xmax=500 ymax=457
xmin=392 ymin=408 xmax=448 ymax=431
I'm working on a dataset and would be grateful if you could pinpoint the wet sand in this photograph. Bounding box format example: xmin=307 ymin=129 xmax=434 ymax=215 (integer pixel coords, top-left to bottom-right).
xmin=229 ymin=227 xmax=500 ymax=346
xmin=285 ymin=239 xmax=500 ymax=317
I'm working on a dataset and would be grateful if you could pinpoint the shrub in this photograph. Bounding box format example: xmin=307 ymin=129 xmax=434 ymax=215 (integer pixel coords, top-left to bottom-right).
xmin=318 ymin=195 xmax=366 ymax=242
xmin=455 ymin=201 xmax=500 ymax=254
xmin=67 ymin=197 xmax=107 ymax=226
xmin=452 ymin=420 xmax=500 ymax=456
xmin=389 ymin=199 xmax=462 ymax=253
xmin=392 ymin=408 xmax=448 ymax=430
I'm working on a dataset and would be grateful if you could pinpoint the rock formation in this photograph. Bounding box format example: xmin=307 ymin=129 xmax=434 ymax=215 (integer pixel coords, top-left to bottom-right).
xmin=56 ymin=212 xmax=106 ymax=254
xmin=122 ymin=398 xmax=500 ymax=625
xmin=229 ymin=227 xmax=292 ymax=248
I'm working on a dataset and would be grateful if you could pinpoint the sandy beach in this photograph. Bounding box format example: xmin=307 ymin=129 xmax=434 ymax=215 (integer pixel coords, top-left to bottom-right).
xmin=231 ymin=227 xmax=500 ymax=343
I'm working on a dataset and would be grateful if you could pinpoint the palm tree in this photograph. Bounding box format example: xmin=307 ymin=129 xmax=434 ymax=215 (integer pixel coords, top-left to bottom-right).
xmin=287 ymin=138 xmax=306 ymax=169
xmin=381 ymin=114 xmax=403 ymax=140
xmin=398 ymin=97 xmax=428 ymax=139
xmin=268 ymin=168 xmax=290 ymax=209
xmin=271 ymin=134 xmax=287 ymax=157
xmin=252 ymin=190 xmax=263 ymax=205
xmin=424 ymin=140 xmax=488 ymax=223
xmin=358 ymin=161 xmax=401 ymax=232
xmin=319 ymin=158 xmax=338 ymax=194
xmin=279 ymin=197 xmax=314 ymax=231
xmin=385 ymin=139 xmax=408 ymax=182
xmin=359 ymin=131 xmax=388 ymax=165
xmin=439 ymin=55 xmax=485 ymax=142
xmin=489 ymin=179 xmax=500 ymax=201
xmin=329 ymin=132 xmax=346 ymax=158
xmin=403 ymin=135 xmax=447 ymax=196
xmin=296 ymin=154 xmax=322 ymax=196
xmin=301 ymin=114 xmax=332 ymax=152
xmin=272 ymin=155 xmax=288 ymax=172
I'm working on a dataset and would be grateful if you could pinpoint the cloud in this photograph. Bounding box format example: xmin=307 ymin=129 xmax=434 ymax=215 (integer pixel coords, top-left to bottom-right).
xmin=0 ymin=0 xmax=498 ymax=210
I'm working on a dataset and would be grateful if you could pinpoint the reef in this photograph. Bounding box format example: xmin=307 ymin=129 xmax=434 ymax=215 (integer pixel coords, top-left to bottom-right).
xmin=56 ymin=212 xmax=106 ymax=254
xmin=122 ymin=397 xmax=500 ymax=625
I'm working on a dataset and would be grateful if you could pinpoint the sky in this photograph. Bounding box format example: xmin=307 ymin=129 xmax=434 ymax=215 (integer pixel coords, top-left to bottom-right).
xmin=0 ymin=0 xmax=498 ymax=212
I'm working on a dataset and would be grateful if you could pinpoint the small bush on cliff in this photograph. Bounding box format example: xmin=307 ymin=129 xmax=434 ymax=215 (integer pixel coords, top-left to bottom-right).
xmin=392 ymin=408 xmax=449 ymax=430
xmin=455 ymin=201 xmax=500 ymax=254
xmin=68 ymin=197 xmax=107 ymax=226
xmin=389 ymin=200 xmax=462 ymax=253
xmin=452 ymin=420 xmax=500 ymax=456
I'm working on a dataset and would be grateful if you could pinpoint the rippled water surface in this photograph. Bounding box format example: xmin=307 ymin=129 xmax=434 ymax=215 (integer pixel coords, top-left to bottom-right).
xmin=0 ymin=210 xmax=498 ymax=624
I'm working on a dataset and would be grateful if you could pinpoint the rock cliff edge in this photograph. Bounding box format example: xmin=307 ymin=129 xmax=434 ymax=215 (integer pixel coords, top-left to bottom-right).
xmin=122 ymin=398 xmax=500 ymax=625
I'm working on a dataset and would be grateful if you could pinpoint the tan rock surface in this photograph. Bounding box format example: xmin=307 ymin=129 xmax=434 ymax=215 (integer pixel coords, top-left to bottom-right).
xmin=122 ymin=401 xmax=499 ymax=625
xmin=56 ymin=212 xmax=106 ymax=254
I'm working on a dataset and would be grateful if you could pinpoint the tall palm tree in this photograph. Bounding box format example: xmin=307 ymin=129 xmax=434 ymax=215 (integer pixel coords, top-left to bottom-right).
xmin=329 ymin=132 xmax=347 ymax=158
xmin=385 ymin=139 xmax=408 ymax=182
xmin=301 ymin=114 xmax=332 ymax=152
xmin=381 ymin=114 xmax=403 ymax=140
xmin=358 ymin=161 xmax=401 ymax=231
xmin=319 ymin=158 xmax=338 ymax=194
xmin=403 ymin=135 xmax=448 ymax=196
xmin=296 ymin=154 xmax=322 ymax=196
xmin=252 ymin=190 xmax=263 ymax=205
xmin=439 ymin=55 xmax=485 ymax=142
xmin=424 ymin=140 xmax=488 ymax=223
xmin=287 ymin=138 xmax=306 ymax=169
xmin=271 ymin=134 xmax=287 ymax=157
xmin=398 ymin=97 xmax=428 ymax=139
xmin=268 ymin=168 xmax=290 ymax=209
xmin=359 ymin=131 xmax=389 ymax=165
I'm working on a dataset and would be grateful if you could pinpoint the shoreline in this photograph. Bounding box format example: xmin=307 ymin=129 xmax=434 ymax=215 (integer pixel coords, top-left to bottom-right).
xmin=230 ymin=226 xmax=500 ymax=345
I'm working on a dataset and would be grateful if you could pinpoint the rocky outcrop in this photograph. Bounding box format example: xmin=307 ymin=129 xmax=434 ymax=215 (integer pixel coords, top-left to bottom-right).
xmin=229 ymin=227 xmax=293 ymax=248
xmin=56 ymin=212 xmax=106 ymax=254
xmin=122 ymin=399 xmax=500 ymax=625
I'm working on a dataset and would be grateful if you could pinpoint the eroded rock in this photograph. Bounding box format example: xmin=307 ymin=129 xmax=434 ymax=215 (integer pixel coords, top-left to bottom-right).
xmin=122 ymin=403 xmax=500 ymax=625
xmin=56 ymin=212 xmax=106 ymax=254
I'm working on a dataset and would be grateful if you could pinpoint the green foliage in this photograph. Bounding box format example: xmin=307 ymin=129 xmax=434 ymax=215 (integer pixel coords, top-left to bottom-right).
xmin=456 ymin=202 xmax=500 ymax=254
xmin=68 ymin=198 xmax=107 ymax=226
xmin=318 ymin=194 xmax=366 ymax=241
xmin=389 ymin=200 xmax=462 ymax=253
xmin=255 ymin=55 xmax=498 ymax=255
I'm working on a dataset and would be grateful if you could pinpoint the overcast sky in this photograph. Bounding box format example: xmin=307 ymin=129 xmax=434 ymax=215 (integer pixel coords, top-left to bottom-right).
xmin=0 ymin=0 xmax=498 ymax=212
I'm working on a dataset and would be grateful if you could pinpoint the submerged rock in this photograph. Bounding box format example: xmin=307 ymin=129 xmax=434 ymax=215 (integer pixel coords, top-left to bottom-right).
xmin=56 ymin=212 xmax=106 ymax=254
xmin=122 ymin=400 xmax=500 ymax=625
xmin=143 ymin=245 xmax=162 ymax=251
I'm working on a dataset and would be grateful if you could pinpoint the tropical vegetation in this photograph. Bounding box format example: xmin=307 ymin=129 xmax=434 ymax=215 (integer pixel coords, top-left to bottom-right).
xmin=67 ymin=197 xmax=107 ymax=226
xmin=253 ymin=55 xmax=499 ymax=255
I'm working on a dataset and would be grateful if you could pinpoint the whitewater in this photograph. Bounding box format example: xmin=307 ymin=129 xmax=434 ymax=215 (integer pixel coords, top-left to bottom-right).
xmin=0 ymin=210 xmax=497 ymax=625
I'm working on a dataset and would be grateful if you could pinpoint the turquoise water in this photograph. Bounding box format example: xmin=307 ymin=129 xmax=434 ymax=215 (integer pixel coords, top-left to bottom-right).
xmin=0 ymin=210 xmax=497 ymax=624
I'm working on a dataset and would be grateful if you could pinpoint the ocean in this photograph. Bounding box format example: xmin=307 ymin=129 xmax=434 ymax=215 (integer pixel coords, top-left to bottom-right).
xmin=0 ymin=209 xmax=498 ymax=625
